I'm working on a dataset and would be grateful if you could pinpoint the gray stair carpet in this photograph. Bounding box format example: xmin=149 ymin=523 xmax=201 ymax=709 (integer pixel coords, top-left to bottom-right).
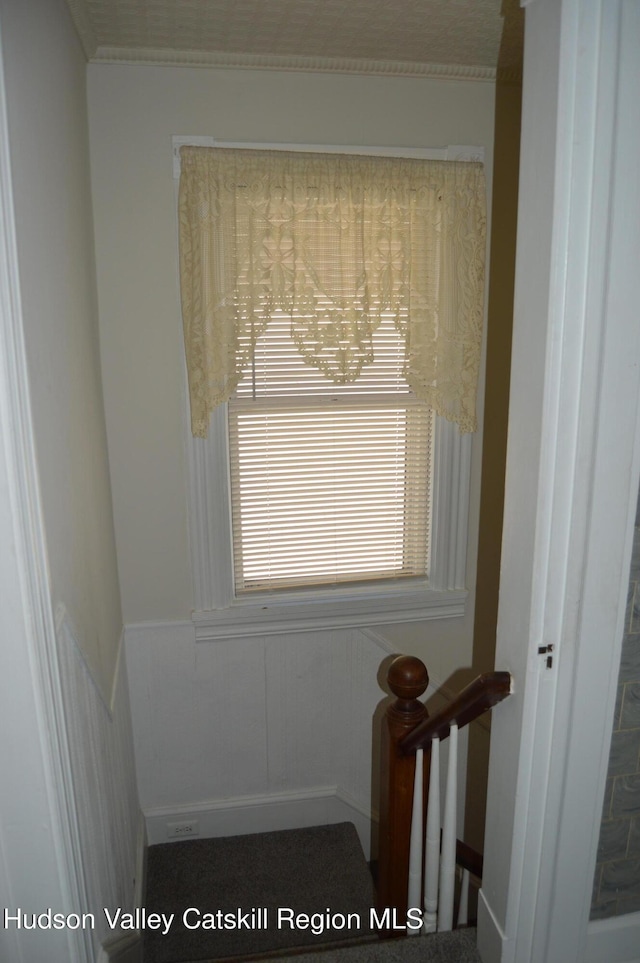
xmin=192 ymin=929 xmax=481 ymax=963
xmin=261 ymin=928 xmax=481 ymax=963
xmin=143 ymin=822 xmax=376 ymax=963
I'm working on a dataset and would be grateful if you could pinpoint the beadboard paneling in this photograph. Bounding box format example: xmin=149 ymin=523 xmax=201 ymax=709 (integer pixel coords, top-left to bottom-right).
xmin=125 ymin=623 xmax=387 ymax=813
xmin=57 ymin=610 xmax=142 ymax=955
xmin=125 ymin=621 xmax=467 ymax=855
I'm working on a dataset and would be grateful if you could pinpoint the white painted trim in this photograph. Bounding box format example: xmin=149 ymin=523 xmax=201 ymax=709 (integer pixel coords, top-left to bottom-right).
xmin=187 ymin=405 xmax=234 ymax=611
xmin=92 ymin=46 xmax=497 ymax=82
xmin=177 ymin=138 xmax=476 ymax=627
xmin=125 ymin=618 xmax=423 ymax=664
xmin=187 ymin=404 xmax=471 ymax=629
xmin=124 ymin=617 xmax=453 ymax=688
xmin=96 ymin=804 xmax=146 ymax=963
xmin=481 ymin=2 xmax=640 ymax=962
xmin=143 ymin=785 xmax=373 ymax=857
xmin=0 ymin=26 xmax=92 ymax=963
xmin=134 ymin=813 xmax=147 ymax=913
xmin=97 ymin=932 xmax=143 ymax=963
xmin=125 ymin=617 xmax=195 ymax=635
xmin=192 ymin=589 xmax=467 ymax=640
xmin=585 ymin=913 xmax=640 ymax=963
xmin=146 ymin=785 xmax=349 ymax=821
xmin=477 ymin=891 xmax=510 ymax=963
xmin=523 ymin=4 xmax=640 ymax=961
xmin=430 ymin=420 xmax=473 ymax=591
xmin=172 ymin=137 xmax=484 ymax=178
xmin=334 ymin=785 xmax=374 ymax=824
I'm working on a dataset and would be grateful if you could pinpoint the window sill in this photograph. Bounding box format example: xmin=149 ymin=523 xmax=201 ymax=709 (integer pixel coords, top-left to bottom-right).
xmin=192 ymin=585 xmax=467 ymax=641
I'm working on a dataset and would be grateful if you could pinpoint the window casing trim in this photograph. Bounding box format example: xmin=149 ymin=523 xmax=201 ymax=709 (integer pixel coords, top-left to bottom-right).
xmin=187 ymin=404 xmax=471 ymax=641
xmin=172 ymin=137 xmax=484 ymax=180
xmin=178 ymin=138 xmax=479 ymax=640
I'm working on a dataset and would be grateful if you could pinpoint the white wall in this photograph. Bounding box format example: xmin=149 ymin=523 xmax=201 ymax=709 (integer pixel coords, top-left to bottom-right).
xmin=1 ymin=0 xmax=122 ymax=699
xmin=126 ymin=622 xmax=391 ymax=853
xmin=0 ymin=1 xmax=141 ymax=959
xmin=87 ymin=62 xmax=495 ymax=679
xmin=87 ymin=63 xmax=494 ymax=840
xmin=125 ymin=621 xmax=467 ymax=857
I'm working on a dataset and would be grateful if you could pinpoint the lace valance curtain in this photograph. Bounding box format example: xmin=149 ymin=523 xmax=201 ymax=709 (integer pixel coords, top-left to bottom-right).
xmin=178 ymin=146 xmax=486 ymax=437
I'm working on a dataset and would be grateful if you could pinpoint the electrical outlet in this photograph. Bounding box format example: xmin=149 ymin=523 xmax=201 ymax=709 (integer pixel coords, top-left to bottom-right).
xmin=166 ymin=820 xmax=199 ymax=839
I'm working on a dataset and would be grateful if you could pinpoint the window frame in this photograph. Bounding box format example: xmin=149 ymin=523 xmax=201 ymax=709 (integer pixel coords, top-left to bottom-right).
xmin=187 ymin=404 xmax=471 ymax=640
xmin=176 ymin=138 xmax=481 ymax=641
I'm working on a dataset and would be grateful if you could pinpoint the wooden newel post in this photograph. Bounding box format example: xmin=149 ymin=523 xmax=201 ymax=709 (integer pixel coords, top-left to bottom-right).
xmin=377 ymin=655 xmax=429 ymax=927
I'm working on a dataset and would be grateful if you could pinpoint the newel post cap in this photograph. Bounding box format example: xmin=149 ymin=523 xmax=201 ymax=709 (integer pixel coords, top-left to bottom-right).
xmin=387 ymin=655 xmax=429 ymax=702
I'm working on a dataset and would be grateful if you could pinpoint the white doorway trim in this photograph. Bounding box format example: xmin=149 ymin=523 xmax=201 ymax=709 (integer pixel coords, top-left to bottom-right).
xmin=479 ymin=1 xmax=640 ymax=961
xmin=0 ymin=15 xmax=92 ymax=963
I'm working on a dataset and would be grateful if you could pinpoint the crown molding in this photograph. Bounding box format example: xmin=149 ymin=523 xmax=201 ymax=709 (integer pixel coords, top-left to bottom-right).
xmin=90 ymin=45 xmax=497 ymax=82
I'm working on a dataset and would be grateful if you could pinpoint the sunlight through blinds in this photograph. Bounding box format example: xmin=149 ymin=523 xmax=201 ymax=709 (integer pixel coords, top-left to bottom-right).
xmin=228 ymin=312 xmax=433 ymax=592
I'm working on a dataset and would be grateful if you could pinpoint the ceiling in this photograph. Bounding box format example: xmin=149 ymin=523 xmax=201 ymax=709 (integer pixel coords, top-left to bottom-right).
xmin=65 ymin=0 xmax=523 ymax=81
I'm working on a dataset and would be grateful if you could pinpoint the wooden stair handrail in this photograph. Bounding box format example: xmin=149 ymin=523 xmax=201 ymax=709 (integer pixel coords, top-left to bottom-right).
xmin=376 ymin=658 xmax=511 ymax=929
xmin=399 ymin=671 xmax=512 ymax=756
xmin=456 ymin=838 xmax=483 ymax=881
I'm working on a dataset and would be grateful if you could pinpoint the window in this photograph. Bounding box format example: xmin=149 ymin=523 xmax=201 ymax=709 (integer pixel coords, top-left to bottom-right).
xmin=228 ymin=311 xmax=433 ymax=594
xmin=177 ymin=142 xmax=485 ymax=638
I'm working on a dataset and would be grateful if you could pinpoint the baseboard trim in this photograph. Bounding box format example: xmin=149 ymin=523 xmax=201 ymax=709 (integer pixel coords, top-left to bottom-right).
xmin=97 ymin=931 xmax=143 ymax=963
xmin=477 ymin=888 xmax=510 ymax=963
xmin=144 ymin=785 xmax=373 ymax=858
xmin=585 ymin=911 xmax=640 ymax=963
xmin=97 ymin=814 xmax=147 ymax=963
xmin=477 ymin=885 xmax=640 ymax=963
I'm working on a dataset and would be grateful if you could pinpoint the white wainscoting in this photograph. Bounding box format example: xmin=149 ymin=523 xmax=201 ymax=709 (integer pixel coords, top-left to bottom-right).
xmin=56 ymin=608 xmax=143 ymax=959
xmin=124 ymin=621 xmax=468 ymax=858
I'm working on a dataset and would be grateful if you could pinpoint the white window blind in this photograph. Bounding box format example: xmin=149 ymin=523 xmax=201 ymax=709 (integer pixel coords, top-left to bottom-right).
xmin=228 ymin=311 xmax=433 ymax=593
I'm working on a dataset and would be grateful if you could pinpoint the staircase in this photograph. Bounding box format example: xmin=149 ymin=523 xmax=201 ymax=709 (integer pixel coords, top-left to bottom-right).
xmin=142 ymin=656 xmax=509 ymax=963
xmin=264 ymin=927 xmax=481 ymax=962
xmin=143 ymin=822 xmax=481 ymax=963
xmin=143 ymin=823 xmax=376 ymax=963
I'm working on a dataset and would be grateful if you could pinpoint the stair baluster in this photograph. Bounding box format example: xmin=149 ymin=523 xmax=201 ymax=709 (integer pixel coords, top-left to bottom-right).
xmin=377 ymin=656 xmax=511 ymax=940
xmin=407 ymin=747 xmax=424 ymax=932
xmin=438 ymin=722 xmax=458 ymax=932
xmin=457 ymin=867 xmax=470 ymax=927
xmin=422 ymin=735 xmax=440 ymax=934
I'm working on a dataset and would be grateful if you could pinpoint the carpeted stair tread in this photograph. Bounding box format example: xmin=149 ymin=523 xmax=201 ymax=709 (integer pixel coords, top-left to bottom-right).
xmin=246 ymin=928 xmax=482 ymax=963
xmin=194 ymin=932 xmax=381 ymax=962
xmin=144 ymin=822 xmax=375 ymax=963
xmin=186 ymin=929 xmax=481 ymax=963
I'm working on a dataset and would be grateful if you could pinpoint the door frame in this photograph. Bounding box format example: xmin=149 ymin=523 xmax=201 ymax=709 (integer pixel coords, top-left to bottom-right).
xmin=0 ymin=12 xmax=92 ymax=963
xmin=479 ymin=1 xmax=640 ymax=961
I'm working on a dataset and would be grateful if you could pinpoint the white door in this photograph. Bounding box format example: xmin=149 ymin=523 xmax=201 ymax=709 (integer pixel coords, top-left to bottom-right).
xmin=479 ymin=1 xmax=640 ymax=962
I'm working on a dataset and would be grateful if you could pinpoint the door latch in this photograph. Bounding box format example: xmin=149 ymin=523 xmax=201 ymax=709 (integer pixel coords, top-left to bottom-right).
xmin=537 ymin=644 xmax=554 ymax=669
